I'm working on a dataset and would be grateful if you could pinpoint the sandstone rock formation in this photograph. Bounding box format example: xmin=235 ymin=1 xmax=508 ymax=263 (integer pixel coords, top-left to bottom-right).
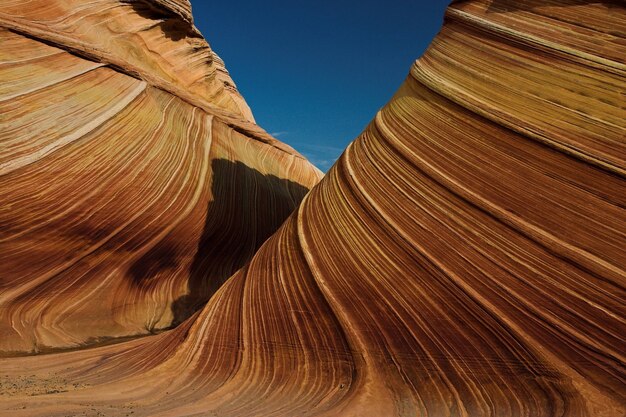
xmin=0 ymin=0 xmax=322 ymax=355
xmin=0 ymin=0 xmax=624 ymax=416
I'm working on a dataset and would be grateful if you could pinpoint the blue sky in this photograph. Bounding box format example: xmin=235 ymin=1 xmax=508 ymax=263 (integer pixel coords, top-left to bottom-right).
xmin=191 ymin=1 xmax=451 ymax=171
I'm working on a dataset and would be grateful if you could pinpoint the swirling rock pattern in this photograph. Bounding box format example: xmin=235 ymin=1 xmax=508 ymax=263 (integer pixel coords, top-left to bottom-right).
xmin=0 ymin=0 xmax=624 ymax=416
xmin=0 ymin=0 xmax=322 ymax=354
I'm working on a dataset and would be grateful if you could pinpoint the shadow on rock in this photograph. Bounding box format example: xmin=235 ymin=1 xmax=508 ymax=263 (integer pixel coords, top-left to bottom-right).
xmin=129 ymin=158 xmax=311 ymax=327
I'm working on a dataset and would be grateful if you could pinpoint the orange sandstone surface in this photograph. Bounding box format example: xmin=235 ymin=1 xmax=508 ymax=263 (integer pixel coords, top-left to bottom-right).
xmin=0 ymin=0 xmax=321 ymax=355
xmin=0 ymin=1 xmax=624 ymax=416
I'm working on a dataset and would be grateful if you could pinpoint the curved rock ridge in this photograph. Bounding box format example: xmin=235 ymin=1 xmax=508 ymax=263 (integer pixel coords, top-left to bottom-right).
xmin=0 ymin=0 xmax=255 ymax=122
xmin=0 ymin=0 xmax=322 ymax=354
xmin=151 ymin=0 xmax=195 ymax=24
xmin=1 ymin=0 xmax=625 ymax=416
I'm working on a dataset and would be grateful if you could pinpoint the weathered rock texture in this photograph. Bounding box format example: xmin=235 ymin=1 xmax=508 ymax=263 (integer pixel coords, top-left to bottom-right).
xmin=0 ymin=0 xmax=322 ymax=355
xmin=0 ymin=0 xmax=624 ymax=416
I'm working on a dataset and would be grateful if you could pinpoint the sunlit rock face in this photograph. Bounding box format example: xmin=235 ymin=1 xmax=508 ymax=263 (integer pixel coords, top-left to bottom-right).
xmin=0 ymin=0 xmax=322 ymax=355
xmin=0 ymin=1 xmax=624 ymax=416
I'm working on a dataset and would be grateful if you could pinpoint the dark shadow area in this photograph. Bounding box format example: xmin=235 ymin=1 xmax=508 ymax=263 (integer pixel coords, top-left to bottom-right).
xmin=172 ymin=159 xmax=310 ymax=325
xmin=486 ymin=0 xmax=622 ymax=13
xmin=129 ymin=159 xmax=310 ymax=326
xmin=124 ymin=0 xmax=199 ymax=41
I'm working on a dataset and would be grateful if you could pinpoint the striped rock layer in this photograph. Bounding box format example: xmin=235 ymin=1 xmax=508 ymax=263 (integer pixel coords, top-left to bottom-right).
xmin=0 ymin=1 xmax=625 ymax=417
xmin=0 ymin=0 xmax=322 ymax=355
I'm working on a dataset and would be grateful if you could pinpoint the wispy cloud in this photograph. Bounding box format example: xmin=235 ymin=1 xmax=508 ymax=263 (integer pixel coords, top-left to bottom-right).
xmin=269 ymin=131 xmax=289 ymax=138
xmin=306 ymin=158 xmax=335 ymax=172
xmin=290 ymin=142 xmax=345 ymax=173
